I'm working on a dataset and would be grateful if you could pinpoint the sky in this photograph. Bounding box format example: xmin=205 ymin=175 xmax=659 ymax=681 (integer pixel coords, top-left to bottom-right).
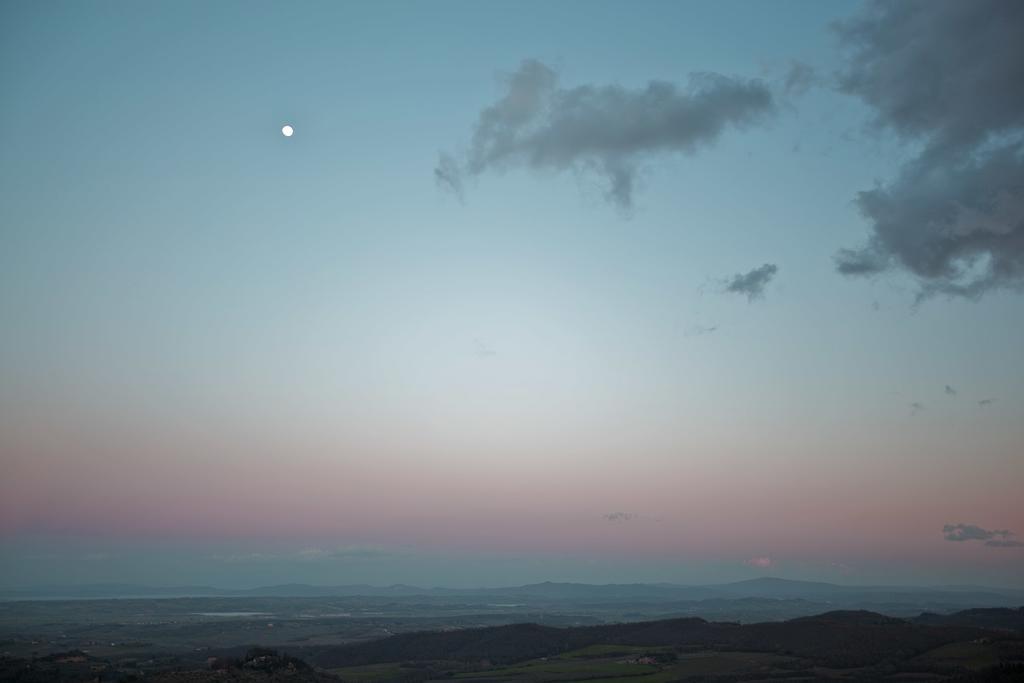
xmin=1 ymin=0 xmax=1022 ymax=589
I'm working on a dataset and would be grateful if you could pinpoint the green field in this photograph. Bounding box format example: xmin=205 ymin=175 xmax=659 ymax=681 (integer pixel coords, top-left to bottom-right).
xmin=912 ymin=640 xmax=1002 ymax=671
xmin=327 ymin=645 xmax=808 ymax=682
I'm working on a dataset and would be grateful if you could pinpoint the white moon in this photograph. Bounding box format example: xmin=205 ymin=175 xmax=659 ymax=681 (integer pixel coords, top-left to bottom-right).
xmin=281 ymin=124 xmax=294 ymax=137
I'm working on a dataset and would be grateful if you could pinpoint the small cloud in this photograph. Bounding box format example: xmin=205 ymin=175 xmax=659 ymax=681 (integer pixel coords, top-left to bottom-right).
xmin=978 ymin=398 xmax=995 ymax=407
xmin=943 ymin=524 xmax=996 ymax=542
xmin=603 ymin=512 xmax=636 ymax=523
xmin=943 ymin=523 xmax=1022 ymax=547
xmin=327 ymin=545 xmax=407 ymax=561
xmin=434 ymin=152 xmax=464 ymax=201
xmin=723 ymin=263 xmax=778 ymax=301
xmin=745 ymin=556 xmax=773 ymax=568
xmin=910 ymin=402 xmax=925 ymax=415
xmin=684 ymin=324 xmax=719 ymax=337
xmin=211 ymin=552 xmax=272 ymax=564
xmin=297 ymin=547 xmax=330 ymax=561
xmin=473 ymin=338 xmax=497 ymax=358
xmin=945 ymin=385 xmax=957 ymax=396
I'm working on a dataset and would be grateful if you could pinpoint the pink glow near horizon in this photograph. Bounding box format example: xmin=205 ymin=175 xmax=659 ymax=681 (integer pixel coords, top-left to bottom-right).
xmin=4 ymin=402 xmax=1021 ymax=577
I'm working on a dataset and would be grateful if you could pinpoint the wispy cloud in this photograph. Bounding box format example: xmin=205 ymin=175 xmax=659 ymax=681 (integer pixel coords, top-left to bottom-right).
xmin=830 ymin=561 xmax=854 ymax=576
xmin=297 ymin=548 xmax=330 ymax=561
xmin=943 ymin=523 xmax=1023 ymax=547
xmin=473 ymin=338 xmax=497 ymax=358
xmin=438 ymin=60 xmax=775 ymax=209
xmin=434 ymin=152 xmax=464 ymax=201
xmin=211 ymin=552 xmax=273 ymax=564
xmin=212 ymin=546 xmax=407 ymax=564
xmin=307 ymin=545 xmax=407 ymax=561
xmin=684 ymin=324 xmax=719 ymax=337
xmin=603 ymin=512 xmax=637 ymax=523
xmin=745 ymin=556 xmax=773 ymax=568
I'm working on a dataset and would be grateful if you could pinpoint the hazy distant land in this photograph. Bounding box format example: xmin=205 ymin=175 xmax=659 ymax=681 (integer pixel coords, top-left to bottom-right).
xmin=2 ymin=578 xmax=1023 ymax=681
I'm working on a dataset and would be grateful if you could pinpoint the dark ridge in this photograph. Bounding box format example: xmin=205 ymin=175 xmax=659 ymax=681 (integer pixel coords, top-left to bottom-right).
xmin=307 ymin=610 xmax=997 ymax=669
xmin=914 ymin=607 xmax=1024 ymax=632
xmin=309 ymin=617 xmax=726 ymax=668
xmin=788 ymin=609 xmax=907 ymax=625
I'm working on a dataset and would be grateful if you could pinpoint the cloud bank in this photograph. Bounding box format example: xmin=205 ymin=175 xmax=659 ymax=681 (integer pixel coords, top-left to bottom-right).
xmin=943 ymin=523 xmax=1023 ymax=547
xmin=439 ymin=60 xmax=775 ymax=209
xmin=833 ymin=0 xmax=1024 ymax=299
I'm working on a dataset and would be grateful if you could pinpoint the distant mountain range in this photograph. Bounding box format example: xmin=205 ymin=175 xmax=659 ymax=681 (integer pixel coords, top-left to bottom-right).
xmin=4 ymin=576 xmax=1023 ymax=607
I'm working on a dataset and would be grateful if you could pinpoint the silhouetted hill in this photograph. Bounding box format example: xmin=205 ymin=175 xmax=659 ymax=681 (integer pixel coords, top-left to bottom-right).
xmin=0 ymin=648 xmax=338 ymax=682
xmin=310 ymin=617 xmax=730 ymax=668
xmin=915 ymin=607 xmax=1024 ymax=632
xmin=309 ymin=609 xmax=999 ymax=669
xmin=727 ymin=610 xmax=986 ymax=667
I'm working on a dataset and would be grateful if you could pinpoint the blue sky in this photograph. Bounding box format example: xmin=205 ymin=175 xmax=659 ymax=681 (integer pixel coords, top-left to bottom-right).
xmin=1 ymin=0 xmax=1022 ymax=588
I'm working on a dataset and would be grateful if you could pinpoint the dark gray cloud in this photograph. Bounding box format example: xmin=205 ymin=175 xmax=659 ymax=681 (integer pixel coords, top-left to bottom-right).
xmin=834 ymin=246 xmax=888 ymax=276
xmin=439 ymin=60 xmax=774 ymax=209
xmin=943 ymin=523 xmax=1022 ymax=547
xmin=944 ymin=385 xmax=957 ymax=397
xmin=978 ymin=398 xmax=995 ymax=407
xmin=833 ymin=0 xmax=1024 ymax=299
xmin=723 ymin=263 xmax=778 ymax=301
xmin=603 ymin=512 xmax=636 ymax=523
